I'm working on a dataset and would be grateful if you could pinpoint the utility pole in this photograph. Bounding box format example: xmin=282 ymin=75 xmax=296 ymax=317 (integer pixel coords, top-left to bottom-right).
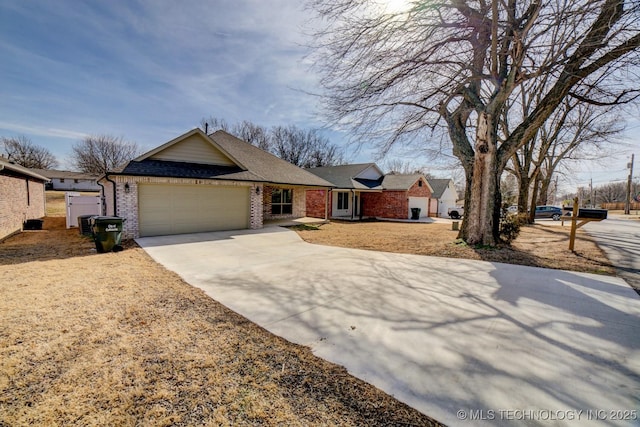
xmin=625 ymin=153 xmax=635 ymax=215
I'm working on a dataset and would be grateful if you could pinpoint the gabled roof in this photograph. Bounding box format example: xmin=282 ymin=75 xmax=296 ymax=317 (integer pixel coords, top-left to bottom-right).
xmin=308 ymin=164 xmax=433 ymax=192
xmin=0 ymin=157 xmax=49 ymax=181
xmin=306 ymin=163 xmax=384 ymax=190
xmin=381 ymin=173 xmax=433 ymax=191
xmin=209 ymin=130 xmax=333 ymax=186
xmin=113 ymin=129 xmax=333 ymax=187
xmin=428 ymin=178 xmax=454 ymax=199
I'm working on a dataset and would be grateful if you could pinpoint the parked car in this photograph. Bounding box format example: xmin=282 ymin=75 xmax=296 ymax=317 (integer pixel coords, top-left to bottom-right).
xmin=448 ymin=206 xmax=464 ymax=219
xmin=534 ymin=205 xmax=563 ymax=221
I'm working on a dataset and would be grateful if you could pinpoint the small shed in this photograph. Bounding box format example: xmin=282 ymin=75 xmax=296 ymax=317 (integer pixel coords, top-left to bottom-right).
xmin=0 ymin=157 xmax=49 ymax=241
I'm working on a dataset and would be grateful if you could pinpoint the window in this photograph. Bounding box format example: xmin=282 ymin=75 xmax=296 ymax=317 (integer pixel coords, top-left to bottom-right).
xmin=271 ymin=188 xmax=293 ymax=215
xmin=74 ymin=179 xmax=79 ymax=183
xmin=337 ymin=192 xmax=349 ymax=210
xmin=418 ymin=180 xmax=423 ymax=187
xmin=60 ymin=178 xmax=65 ymax=183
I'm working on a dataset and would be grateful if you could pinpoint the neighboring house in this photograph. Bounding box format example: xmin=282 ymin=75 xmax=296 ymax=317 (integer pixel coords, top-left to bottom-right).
xmin=0 ymin=157 xmax=49 ymax=241
xmin=306 ymin=163 xmax=433 ymax=220
xmin=31 ymin=169 xmax=101 ymax=192
xmin=98 ymin=128 xmax=333 ymax=239
xmin=427 ymin=178 xmax=459 ymax=217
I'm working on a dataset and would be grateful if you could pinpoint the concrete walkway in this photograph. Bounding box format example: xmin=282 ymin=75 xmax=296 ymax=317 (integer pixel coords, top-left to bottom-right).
xmin=138 ymin=228 xmax=640 ymax=426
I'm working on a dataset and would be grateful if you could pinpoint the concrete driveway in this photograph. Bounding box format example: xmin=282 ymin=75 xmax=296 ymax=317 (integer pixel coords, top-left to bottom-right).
xmin=138 ymin=227 xmax=640 ymax=426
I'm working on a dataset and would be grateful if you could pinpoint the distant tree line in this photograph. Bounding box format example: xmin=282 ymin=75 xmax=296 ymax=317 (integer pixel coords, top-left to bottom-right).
xmin=201 ymin=117 xmax=344 ymax=168
xmin=1 ymin=134 xmax=141 ymax=175
xmin=1 ymin=118 xmax=343 ymax=174
xmin=1 ymin=136 xmax=58 ymax=169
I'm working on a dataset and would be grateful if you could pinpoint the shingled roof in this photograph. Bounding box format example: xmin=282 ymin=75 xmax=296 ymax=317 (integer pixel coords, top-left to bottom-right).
xmin=306 ymin=163 xmax=384 ymax=190
xmin=308 ymin=164 xmax=432 ymax=191
xmin=112 ymin=129 xmax=333 ymax=187
xmin=0 ymin=157 xmax=49 ymax=181
xmin=381 ymin=173 xmax=429 ymax=191
xmin=427 ymin=178 xmax=453 ymax=198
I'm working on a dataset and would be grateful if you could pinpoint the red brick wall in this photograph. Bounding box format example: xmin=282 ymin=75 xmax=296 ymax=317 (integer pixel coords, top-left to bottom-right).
xmin=306 ymin=189 xmax=328 ymax=219
xmin=362 ymin=191 xmax=408 ymax=219
xmin=408 ymin=178 xmax=432 ymax=198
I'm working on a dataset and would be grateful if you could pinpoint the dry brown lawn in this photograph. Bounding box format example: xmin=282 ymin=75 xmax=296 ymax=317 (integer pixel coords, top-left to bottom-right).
xmin=0 ymin=192 xmax=616 ymax=426
xmin=294 ymin=220 xmax=615 ymax=275
xmin=0 ymin=196 xmax=441 ymax=426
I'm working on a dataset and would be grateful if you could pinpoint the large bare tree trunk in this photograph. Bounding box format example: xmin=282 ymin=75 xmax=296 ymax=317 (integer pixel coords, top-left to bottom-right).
xmin=465 ymin=113 xmax=500 ymax=245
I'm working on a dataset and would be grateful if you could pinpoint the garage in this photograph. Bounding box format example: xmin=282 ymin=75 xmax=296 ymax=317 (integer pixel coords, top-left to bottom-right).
xmin=138 ymin=184 xmax=250 ymax=237
xmin=408 ymin=197 xmax=429 ymax=218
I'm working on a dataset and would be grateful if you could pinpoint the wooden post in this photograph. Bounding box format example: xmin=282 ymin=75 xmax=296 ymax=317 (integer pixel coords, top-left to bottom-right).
xmin=569 ymin=197 xmax=579 ymax=251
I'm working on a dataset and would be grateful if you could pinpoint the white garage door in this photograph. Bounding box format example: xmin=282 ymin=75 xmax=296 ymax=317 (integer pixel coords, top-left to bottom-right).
xmin=408 ymin=197 xmax=429 ymax=218
xmin=138 ymin=184 xmax=250 ymax=237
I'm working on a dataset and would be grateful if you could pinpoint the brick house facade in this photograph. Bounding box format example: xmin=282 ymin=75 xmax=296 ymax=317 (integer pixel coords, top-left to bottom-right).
xmin=99 ymin=129 xmax=331 ymax=239
xmin=0 ymin=159 xmax=48 ymax=241
xmin=306 ymin=172 xmax=432 ymax=220
xmin=262 ymin=185 xmax=306 ymax=221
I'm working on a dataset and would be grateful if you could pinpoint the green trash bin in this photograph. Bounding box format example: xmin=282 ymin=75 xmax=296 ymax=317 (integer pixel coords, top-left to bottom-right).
xmin=411 ymin=207 xmax=421 ymax=220
xmin=90 ymin=216 xmax=125 ymax=253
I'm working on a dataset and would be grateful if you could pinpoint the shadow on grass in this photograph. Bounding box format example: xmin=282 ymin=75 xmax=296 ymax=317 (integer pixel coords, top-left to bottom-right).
xmin=466 ymin=225 xmax=614 ymax=274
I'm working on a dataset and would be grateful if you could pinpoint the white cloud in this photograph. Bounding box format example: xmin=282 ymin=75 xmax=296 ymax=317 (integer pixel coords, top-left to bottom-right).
xmin=0 ymin=121 xmax=89 ymax=140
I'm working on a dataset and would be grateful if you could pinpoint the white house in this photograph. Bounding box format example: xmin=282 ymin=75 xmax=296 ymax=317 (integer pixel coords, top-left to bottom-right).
xmin=31 ymin=169 xmax=100 ymax=192
xmin=427 ymin=179 xmax=459 ymax=217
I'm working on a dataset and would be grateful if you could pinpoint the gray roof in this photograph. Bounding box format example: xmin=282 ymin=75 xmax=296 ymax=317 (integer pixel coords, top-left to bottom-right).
xmin=308 ymin=165 xmax=430 ymax=191
xmin=115 ymin=129 xmax=333 ymax=187
xmin=381 ymin=173 xmax=424 ymax=190
xmin=0 ymin=157 xmax=50 ymax=181
xmin=428 ymin=179 xmax=453 ymax=198
xmin=30 ymin=169 xmax=99 ymax=180
xmin=306 ymin=163 xmax=383 ymax=190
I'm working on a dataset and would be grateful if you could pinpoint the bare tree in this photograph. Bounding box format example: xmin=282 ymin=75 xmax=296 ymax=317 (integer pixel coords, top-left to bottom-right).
xmin=71 ymin=135 xmax=141 ymax=175
xmin=232 ymin=120 xmax=271 ymax=151
xmin=201 ymin=117 xmax=344 ymax=167
xmin=383 ymin=159 xmax=433 ymax=176
xmin=271 ymin=125 xmax=343 ymax=167
xmin=507 ymin=96 xmax=623 ymax=221
xmin=309 ymin=0 xmax=640 ymax=245
xmin=1 ymin=135 xmax=59 ymax=169
xmin=200 ymin=116 xmax=230 ymax=133
xmin=596 ymin=181 xmax=628 ymax=203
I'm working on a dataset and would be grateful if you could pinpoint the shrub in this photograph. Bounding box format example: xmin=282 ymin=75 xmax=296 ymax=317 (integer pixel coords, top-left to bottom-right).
xmin=499 ymin=212 xmax=528 ymax=244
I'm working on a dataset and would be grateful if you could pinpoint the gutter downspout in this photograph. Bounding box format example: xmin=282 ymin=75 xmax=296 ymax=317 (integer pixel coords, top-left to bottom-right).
xmin=97 ymin=181 xmax=106 ymax=215
xmin=104 ymin=173 xmax=117 ymax=216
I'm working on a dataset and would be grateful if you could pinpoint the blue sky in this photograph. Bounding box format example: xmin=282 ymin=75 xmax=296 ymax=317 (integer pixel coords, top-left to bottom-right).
xmin=0 ymin=1 xmax=637 ymax=192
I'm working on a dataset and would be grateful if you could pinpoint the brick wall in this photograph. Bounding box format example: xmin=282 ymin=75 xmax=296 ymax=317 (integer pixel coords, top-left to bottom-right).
xmin=362 ymin=191 xmax=409 ymax=219
xmin=306 ymin=189 xmax=328 ymax=218
xmin=0 ymin=173 xmax=46 ymax=241
xmin=250 ymin=184 xmax=264 ymax=229
xmin=408 ymin=178 xmax=432 ymax=198
xmin=263 ymin=185 xmax=306 ymax=220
